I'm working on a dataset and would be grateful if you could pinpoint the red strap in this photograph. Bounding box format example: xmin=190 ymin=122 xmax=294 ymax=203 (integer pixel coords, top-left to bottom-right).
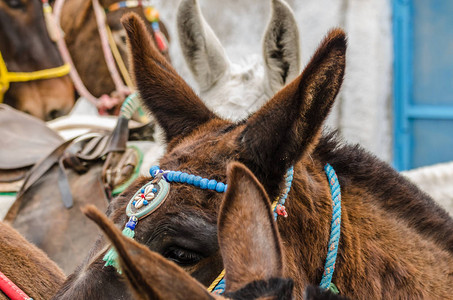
xmin=0 ymin=271 xmax=32 ymax=300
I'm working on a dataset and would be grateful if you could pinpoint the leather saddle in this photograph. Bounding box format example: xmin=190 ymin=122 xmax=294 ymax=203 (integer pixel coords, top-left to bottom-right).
xmin=0 ymin=104 xmax=64 ymax=192
xmin=1 ymin=104 xmax=155 ymax=222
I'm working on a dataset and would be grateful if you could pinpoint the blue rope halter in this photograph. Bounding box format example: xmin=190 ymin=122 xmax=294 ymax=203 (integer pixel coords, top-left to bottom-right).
xmin=320 ymin=163 xmax=342 ymax=293
xmin=103 ymin=163 xmax=342 ymax=295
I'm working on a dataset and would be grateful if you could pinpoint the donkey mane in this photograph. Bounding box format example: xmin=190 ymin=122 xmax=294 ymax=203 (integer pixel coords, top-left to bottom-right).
xmin=315 ymin=131 xmax=453 ymax=254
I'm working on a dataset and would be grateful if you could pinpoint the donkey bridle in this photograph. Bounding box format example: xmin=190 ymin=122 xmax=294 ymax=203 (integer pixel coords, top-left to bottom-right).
xmin=0 ymin=50 xmax=69 ymax=103
xmin=104 ymin=164 xmax=342 ymax=295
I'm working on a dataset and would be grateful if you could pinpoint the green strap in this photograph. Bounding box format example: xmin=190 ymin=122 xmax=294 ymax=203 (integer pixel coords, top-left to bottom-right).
xmin=0 ymin=192 xmax=17 ymax=197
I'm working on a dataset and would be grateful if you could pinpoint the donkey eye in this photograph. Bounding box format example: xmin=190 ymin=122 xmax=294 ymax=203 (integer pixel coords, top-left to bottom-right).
xmin=163 ymin=246 xmax=202 ymax=266
xmin=6 ymin=0 xmax=24 ymax=9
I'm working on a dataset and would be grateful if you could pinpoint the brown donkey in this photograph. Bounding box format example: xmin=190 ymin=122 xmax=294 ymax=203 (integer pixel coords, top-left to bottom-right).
xmin=0 ymin=221 xmax=65 ymax=299
xmin=83 ymin=162 xmax=346 ymax=300
xmin=60 ymin=0 xmax=170 ymax=99
xmin=53 ymin=14 xmax=453 ymax=299
xmin=0 ymin=0 xmax=74 ymax=120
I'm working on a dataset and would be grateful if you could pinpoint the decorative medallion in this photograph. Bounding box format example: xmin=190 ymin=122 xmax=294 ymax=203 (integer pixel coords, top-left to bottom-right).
xmin=125 ymin=174 xmax=170 ymax=219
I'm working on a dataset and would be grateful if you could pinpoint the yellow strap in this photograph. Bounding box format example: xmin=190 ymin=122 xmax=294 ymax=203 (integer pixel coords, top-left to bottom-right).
xmin=105 ymin=22 xmax=134 ymax=89
xmin=6 ymin=63 xmax=70 ymax=82
xmin=105 ymin=21 xmax=152 ymax=123
xmin=0 ymin=50 xmax=70 ymax=103
xmin=0 ymin=51 xmax=11 ymax=101
xmin=207 ymin=269 xmax=226 ymax=292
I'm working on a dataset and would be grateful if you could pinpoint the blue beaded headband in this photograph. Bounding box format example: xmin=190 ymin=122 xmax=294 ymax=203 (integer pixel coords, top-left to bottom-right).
xmin=149 ymin=165 xmax=227 ymax=193
xmin=103 ymin=164 xmax=294 ymax=287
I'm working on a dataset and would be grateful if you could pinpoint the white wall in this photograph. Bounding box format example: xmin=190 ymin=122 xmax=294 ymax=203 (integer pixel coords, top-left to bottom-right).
xmin=155 ymin=0 xmax=394 ymax=162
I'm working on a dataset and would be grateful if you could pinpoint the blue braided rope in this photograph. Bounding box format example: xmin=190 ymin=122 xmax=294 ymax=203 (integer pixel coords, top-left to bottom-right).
xmin=273 ymin=166 xmax=294 ymax=220
xmin=211 ymin=279 xmax=226 ymax=295
xmin=319 ymin=163 xmax=342 ymax=290
xmin=120 ymin=92 xmax=141 ymax=120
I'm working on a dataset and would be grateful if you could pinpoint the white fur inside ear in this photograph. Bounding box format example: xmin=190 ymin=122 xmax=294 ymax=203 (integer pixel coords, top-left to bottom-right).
xmin=177 ymin=0 xmax=230 ymax=91
xmin=263 ymin=0 xmax=301 ymax=94
xmin=176 ymin=0 xmax=301 ymax=122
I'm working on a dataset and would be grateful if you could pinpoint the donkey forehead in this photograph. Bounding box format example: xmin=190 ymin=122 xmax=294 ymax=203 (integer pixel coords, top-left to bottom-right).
xmin=229 ymin=54 xmax=263 ymax=77
xmin=161 ymin=122 xmax=243 ymax=174
xmin=199 ymin=55 xmax=273 ymax=120
xmin=221 ymin=55 xmax=265 ymax=90
xmin=123 ymin=123 xmax=244 ymax=232
xmin=1 ymin=0 xmax=44 ymax=32
xmin=116 ymin=122 xmax=243 ymax=220
xmin=0 ymin=0 xmax=63 ymax=66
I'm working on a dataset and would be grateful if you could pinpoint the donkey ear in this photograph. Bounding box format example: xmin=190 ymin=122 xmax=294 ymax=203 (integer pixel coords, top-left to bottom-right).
xmin=263 ymin=0 xmax=301 ymax=94
xmin=121 ymin=13 xmax=217 ymax=143
xmin=218 ymin=162 xmax=283 ymax=292
xmin=83 ymin=205 xmax=214 ymax=300
xmin=240 ymin=29 xmax=346 ymax=195
xmin=177 ymin=0 xmax=229 ymax=91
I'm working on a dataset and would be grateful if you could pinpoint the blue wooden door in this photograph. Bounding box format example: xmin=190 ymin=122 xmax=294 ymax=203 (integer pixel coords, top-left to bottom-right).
xmin=393 ymin=0 xmax=453 ymax=170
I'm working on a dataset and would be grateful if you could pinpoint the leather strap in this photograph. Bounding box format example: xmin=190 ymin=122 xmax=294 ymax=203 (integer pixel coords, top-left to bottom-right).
xmin=4 ymin=138 xmax=75 ymax=222
xmin=102 ymin=116 xmax=129 ymax=190
xmin=105 ymin=116 xmax=129 ymax=152
xmin=58 ymin=156 xmax=75 ymax=209
xmin=0 ymin=168 xmax=28 ymax=183
xmin=16 ymin=139 xmax=76 ymax=199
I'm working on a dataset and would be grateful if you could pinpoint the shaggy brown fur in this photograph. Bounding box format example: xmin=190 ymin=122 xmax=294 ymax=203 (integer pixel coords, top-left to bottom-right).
xmin=0 ymin=221 xmax=65 ymax=299
xmin=53 ymin=14 xmax=453 ymax=300
xmin=60 ymin=0 xmax=170 ymax=98
xmin=0 ymin=0 xmax=74 ymax=120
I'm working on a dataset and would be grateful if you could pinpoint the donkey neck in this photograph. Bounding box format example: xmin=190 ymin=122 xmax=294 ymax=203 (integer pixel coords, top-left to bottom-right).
xmin=282 ymin=134 xmax=453 ymax=298
xmin=315 ymin=133 xmax=453 ymax=254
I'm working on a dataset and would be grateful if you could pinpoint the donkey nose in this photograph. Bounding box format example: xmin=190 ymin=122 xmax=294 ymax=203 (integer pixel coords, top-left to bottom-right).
xmin=45 ymin=108 xmax=66 ymax=121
